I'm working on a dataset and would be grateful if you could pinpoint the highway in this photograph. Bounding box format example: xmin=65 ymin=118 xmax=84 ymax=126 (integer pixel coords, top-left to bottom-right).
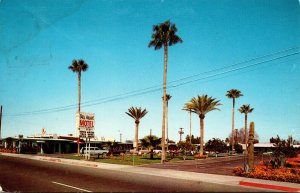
xmin=0 ymin=155 xmax=265 ymax=192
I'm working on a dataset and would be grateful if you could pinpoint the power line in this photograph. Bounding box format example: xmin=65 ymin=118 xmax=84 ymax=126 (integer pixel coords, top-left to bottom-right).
xmin=168 ymin=46 xmax=300 ymax=84
xmin=171 ymin=51 xmax=300 ymax=88
xmin=3 ymin=47 xmax=300 ymax=117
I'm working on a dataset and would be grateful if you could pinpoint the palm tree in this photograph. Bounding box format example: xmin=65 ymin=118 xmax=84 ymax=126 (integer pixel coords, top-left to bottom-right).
xmin=140 ymin=135 xmax=161 ymax=159
xmin=183 ymin=95 xmax=222 ymax=156
xmin=238 ymin=104 xmax=254 ymax=152
xmin=68 ymin=59 xmax=89 ymax=155
xmin=105 ymin=140 xmax=118 ymax=156
xmin=149 ymin=20 xmax=183 ymax=163
xmin=226 ymin=89 xmax=243 ymax=152
xmin=126 ymin=107 xmax=148 ymax=152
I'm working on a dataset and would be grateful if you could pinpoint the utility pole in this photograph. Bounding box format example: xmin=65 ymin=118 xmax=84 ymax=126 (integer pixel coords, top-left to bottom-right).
xmin=178 ymin=128 xmax=184 ymax=142
xmin=118 ymin=130 xmax=122 ymax=143
xmin=0 ymin=105 xmax=2 ymax=139
xmin=150 ymin=129 xmax=152 ymax=137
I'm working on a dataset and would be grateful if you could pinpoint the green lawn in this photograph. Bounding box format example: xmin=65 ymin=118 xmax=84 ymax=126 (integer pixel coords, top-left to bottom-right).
xmin=93 ymin=154 xmax=195 ymax=165
xmin=63 ymin=153 xmax=217 ymax=166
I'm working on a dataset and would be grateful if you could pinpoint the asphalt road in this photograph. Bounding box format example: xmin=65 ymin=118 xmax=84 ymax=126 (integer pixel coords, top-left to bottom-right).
xmin=140 ymin=155 xmax=258 ymax=176
xmin=0 ymin=155 xmax=263 ymax=192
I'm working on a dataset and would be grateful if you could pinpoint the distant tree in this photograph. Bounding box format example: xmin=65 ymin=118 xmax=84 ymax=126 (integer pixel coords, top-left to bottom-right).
xmin=227 ymin=128 xmax=259 ymax=144
xmin=149 ymin=20 xmax=183 ymax=163
xmin=183 ymin=95 xmax=222 ymax=156
xmin=168 ymin=139 xmax=176 ymax=144
xmin=205 ymin=138 xmax=227 ymax=153
xmin=270 ymin=137 xmax=277 ymax=143
xmin=287 ymin=135 xmax=297 ymax=145
xmin=177 ymin=141 xmax=195 ymax=152
xmin=126 ymin=107 xmax=148 ymax=152
xmin=271 ymin=135 xmax=298 ymax=159
xmin=140 ymin=135 xmax=161 ymax=159
xmin=226 ymin=89 xmax=243 ymax=152
xmin=185 ymin=135 xmax=201 ymax=144
xmin=106 ymin=140 xmax=119 ymax=156
xmin=228 ymin=143 xmax=243 ymax=154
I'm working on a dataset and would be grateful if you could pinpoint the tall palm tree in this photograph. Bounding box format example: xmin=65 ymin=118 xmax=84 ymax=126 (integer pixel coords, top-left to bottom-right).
xmin=149 ymin=20 xmax=183 ymax=163
xmin=238 ymin=104 xmax=254 ymax=152
xmin=126 ymin=107 xmax=148 ymax=152
xmin=68 ymin=59 xmax=88 ymax=155
xmin=226 ymin=89 xmax=243 ymax=152
xmin=184 ymin=95 xmax=222 ymax=156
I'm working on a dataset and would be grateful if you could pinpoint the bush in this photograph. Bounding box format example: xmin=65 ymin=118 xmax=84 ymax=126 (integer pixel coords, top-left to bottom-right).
xmin=194 ymin=154 xmax=208 ymax=159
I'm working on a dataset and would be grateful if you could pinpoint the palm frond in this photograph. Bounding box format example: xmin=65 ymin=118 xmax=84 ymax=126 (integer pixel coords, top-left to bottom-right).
xmin=238 ymin=104 xmax=254 ymax=114
xmin=126 ymin=106 xmax=148 ymax=121
xmin=148 ymin=20 xmax=183 ymax=50
xmin=184 ymin=95 xmax=222 ymax=117
xmin=226 ymin=89 xmax=243 ymax=99
xmin=68 ymin=59 xmax=89 ymax=73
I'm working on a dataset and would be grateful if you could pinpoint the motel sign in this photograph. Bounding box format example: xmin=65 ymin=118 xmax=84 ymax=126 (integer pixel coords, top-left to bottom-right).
xmin=76 ymin=112 xmax=95 ymax=138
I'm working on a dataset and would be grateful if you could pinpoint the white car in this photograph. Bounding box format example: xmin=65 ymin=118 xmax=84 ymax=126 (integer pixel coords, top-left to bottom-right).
xmin=153 ymin=149 xmax=162 ymax=154
xmin=80 ymin=147 xmax=109 ymax=156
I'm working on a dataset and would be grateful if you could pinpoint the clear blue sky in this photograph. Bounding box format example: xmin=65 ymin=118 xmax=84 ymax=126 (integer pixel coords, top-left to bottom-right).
xmin=0 ymin=0 xmax=299 ymax=143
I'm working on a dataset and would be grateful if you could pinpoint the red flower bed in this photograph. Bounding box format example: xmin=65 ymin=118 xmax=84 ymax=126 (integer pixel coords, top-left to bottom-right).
xmin=233 ymin=158 xmax=300 ymax=183
xmin=286 ymin=154 xmax=300 ymax=168
xmin=0 ymin=148 xmax=17 ymax=153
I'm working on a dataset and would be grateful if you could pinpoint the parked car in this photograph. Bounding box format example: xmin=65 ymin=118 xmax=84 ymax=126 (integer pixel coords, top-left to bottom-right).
xmin=153 ymin=149 xmax=162 ymax=154
xmin=111 ymin=149 xmax=128 ymax=156
xmin=80 ymin=147 xmax=109 ymax=157
xmin=138 ymin=149 xmax=150 ymax=155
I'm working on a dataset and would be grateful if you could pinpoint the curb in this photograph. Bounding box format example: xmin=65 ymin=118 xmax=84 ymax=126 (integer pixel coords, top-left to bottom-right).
xmin=39 ymin=157 xmax=99 ymax=168
xmin=240 ymin=181 xmax=300 ymax=192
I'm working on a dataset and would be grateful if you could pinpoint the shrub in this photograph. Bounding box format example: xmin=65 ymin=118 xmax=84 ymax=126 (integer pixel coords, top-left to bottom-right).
xmin=194 ymin=154 xmax=208 ymax=159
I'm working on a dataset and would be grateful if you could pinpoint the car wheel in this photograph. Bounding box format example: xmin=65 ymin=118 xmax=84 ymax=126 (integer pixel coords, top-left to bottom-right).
xmin=102 ymin=153 xmax=107 ymax=158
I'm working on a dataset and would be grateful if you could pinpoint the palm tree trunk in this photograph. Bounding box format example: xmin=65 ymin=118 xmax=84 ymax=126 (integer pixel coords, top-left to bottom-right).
xmin=245 ymin=114 xmax=248 ymax=154
xmin=231 ymin=98 xmax=235 ymax=152
xmin=200 ymin=117 xmax=204 ymax=156
xmin=77 ymin=71 xmax=81 ymax=155
xmin=166 ymin=100 xmax=169 ymax=152
xmin=135 ymin=122 xmax=139 ymax=152
xmin=78 ymin=71 xmax=81 ymax=113
xmin=189 ymin=110 xmax=192 ymax=144
xmin=161 ymin=43 xmax=168 ymax=163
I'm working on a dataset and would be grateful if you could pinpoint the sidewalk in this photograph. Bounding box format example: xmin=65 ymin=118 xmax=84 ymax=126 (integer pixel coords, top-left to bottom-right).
xmin=1 ymin=152 xmax=299 ymax=192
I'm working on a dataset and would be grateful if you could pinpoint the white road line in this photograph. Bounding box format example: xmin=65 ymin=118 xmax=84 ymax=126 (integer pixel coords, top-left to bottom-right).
xmin=52 ymin=181 xmax=92 ymax=192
